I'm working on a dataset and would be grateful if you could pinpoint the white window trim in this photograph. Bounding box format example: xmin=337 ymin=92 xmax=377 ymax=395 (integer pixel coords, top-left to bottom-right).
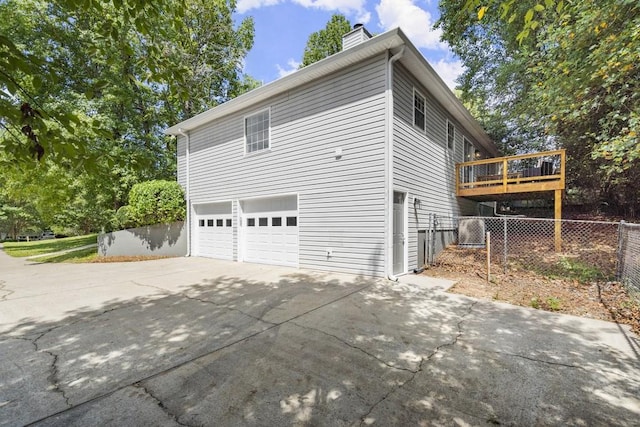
xmin=412 ymin=88 xmax=426 ymax=132
xmin=243 ymin=107 xmax=271 ymax=156
xmin=463 ymin=136 xmax=475 ymax=161
xmin=446 ymin=119 xmax=456 ymax=152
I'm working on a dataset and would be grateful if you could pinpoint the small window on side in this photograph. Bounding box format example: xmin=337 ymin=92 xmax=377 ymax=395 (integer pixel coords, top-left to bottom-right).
xmin=226 ymin=219 xmax=232 ymax=227
xmin=207 ymin=219 xmax=214 ymax=227
xmin=413 ymin=90 xmax=426 ymax=131
xmin=447 ymin=121 xmax=455 ymax=151
xmin=259 ymin=217 xmax=268 ymax=226
xmin=199 ymin=219 xmax=205 ymax=227
xmin=286 ymin=216 xmax=297 ymax=227
xmin=247 ymin=218 xmax=255 ymax=227
xmin=272 ymin=217 xmax=282 ymax=226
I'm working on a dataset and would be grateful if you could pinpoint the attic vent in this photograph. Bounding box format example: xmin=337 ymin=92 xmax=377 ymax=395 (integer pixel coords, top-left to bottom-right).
xmin=342 ymin=24 xmax=372 ymax=51
xmin=458 ymin=218 xmax=486 ymax=248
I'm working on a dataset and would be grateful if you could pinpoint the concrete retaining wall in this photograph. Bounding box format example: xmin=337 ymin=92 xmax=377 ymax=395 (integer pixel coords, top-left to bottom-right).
xmin=98 ymin=222 xmax=187 ymax=257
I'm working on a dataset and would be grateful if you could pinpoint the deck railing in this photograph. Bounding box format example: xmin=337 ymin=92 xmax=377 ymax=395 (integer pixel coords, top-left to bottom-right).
xmin=456 ymin=149 xmax=566 ymax=197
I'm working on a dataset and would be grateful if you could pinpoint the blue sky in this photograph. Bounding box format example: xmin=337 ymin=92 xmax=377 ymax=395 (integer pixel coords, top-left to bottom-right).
xmin=234 ymin=0 xmax=463 ymax=89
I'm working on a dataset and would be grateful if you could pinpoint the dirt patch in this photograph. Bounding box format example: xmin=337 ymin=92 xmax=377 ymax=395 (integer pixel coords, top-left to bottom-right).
xmin=425 ymin=248 xmax=640 ymax=336
xmin=89 ymin=255 xmax=175 ymax=263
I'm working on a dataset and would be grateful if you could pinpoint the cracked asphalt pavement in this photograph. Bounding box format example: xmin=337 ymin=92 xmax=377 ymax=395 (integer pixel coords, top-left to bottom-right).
xmin=0 ymin=250 xmax=639 ymax=426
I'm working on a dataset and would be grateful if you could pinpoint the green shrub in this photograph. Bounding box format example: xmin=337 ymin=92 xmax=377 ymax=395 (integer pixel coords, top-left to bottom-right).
xmin=127 ymin=180 xmax=185 ymax=227
xmin=113 ymin=205 xmax=136 ymax=230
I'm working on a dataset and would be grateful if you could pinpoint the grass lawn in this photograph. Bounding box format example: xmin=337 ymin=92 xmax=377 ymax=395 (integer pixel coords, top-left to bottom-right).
xmin=2 ymin=234 xmax=98 ymax=257
xmin=34 ymin=247 xmax=99 ymax=263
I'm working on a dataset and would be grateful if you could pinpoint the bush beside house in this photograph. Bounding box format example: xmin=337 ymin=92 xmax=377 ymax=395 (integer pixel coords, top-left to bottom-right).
xmin=115 ymin=180 xmax=185 ymax=229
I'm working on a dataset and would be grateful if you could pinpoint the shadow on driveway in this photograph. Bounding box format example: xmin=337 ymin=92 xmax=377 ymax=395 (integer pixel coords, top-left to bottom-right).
xmin=1 ymin=267 xmax=638 ymax=426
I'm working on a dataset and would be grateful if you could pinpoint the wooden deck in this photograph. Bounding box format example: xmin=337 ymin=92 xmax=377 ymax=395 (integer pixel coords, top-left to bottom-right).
xmin=456 ymin=149 xmax=566 ymax=200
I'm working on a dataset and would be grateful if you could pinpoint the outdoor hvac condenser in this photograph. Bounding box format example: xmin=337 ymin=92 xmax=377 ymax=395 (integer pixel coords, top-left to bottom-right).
xmin=458 ymin=218 xmax=486 ymax=248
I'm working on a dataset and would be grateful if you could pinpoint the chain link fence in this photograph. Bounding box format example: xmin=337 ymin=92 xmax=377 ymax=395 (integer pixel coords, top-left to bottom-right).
xmin=618 ymin=221 xmax=640 ymax=294
xmin=429 ymin=216 xmax=638 ymax=291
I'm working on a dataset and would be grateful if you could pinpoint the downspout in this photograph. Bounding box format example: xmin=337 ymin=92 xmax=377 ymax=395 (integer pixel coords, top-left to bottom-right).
xmin=177 ymin=128 xmax=191 ymax=257
xmin=385 ymin=46 xmax=405 ymax=281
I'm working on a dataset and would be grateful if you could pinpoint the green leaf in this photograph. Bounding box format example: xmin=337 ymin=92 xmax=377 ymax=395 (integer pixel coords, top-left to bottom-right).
xmin=478 ymin=6 xmax=488 ymax=20
xmin=524 ymin=9 xmax=534 ymax=23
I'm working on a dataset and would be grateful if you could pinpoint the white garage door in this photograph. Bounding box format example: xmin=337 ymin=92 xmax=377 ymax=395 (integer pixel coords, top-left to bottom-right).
xmin=193 ymin=202 xmax=233 ymax=260
xmin=241 ymin=196 xmax=298 ymax=267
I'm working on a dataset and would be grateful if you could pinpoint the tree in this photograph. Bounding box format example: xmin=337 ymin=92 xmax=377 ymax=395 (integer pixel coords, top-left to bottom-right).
xmin=0 ymin=0 xmax=255 ymax=167
xmin=0 ymin=0 xmax=256 ymax=233
xmin=437 ymin=0 xmax=640 ymax=217
xmin=0 ymin=204 xmax=41 ymax=240
xmin=300 ymin=14 xmax=352 ymax=67
xmin=127 ymin=180 xmax=186 ymax=227
xmin=0 ymin=0 xmax=185 ymax=165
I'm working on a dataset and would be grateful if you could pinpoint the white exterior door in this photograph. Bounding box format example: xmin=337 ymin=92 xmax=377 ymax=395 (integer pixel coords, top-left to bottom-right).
xmin=193 ymin=202 xmax=233 ymax=260
xmin=393 ymin=191 xmax=406 ymax=275
xmin=240 ymin=196 xmax=298 ymax=267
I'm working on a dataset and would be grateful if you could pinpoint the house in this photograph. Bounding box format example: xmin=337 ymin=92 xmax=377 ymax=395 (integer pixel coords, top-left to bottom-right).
xmin=165 ymin=25 xmax=499 ymax=279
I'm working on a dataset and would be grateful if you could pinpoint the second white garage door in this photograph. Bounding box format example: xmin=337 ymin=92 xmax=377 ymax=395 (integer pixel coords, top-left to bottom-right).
xmin=240 ymin=196 xmax=298 ymax=267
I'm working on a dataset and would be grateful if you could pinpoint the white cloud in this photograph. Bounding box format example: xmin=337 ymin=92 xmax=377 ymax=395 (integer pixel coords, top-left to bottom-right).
xmin=293 ymin=0 xmax=371 ymax=23
xmin=431 ymin=58 xmax=464 ymax=90
xmin=375 ymin=0 xmax=446 ymax=50
xmin=237 ymin=0 xmax=284 ymax=14
xmin=276 ymin=58 xmax=301 ymax=78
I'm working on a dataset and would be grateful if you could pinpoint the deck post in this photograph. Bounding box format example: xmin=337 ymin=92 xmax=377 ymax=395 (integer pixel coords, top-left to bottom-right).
xmin=502 ymin=158 xmax=508 ymax=192
xmin=554 ymin=189 xmax=562 ymax=252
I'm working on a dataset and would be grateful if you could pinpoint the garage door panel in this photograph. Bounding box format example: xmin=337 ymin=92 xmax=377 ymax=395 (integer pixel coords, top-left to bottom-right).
xmin=193 ymin=202 xmax=233 ymax=260
xmin=242 ymin=208 xmax=298 ymax=268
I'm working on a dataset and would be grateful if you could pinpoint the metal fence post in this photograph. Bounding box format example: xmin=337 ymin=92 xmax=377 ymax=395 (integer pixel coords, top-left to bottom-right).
xmin=616 ymin=220 xmax=626 ymax=280
xmin=431 ymin=214 xmax=438 ymax=265
xmin=486 ymin=231 xmax=491 ymax=282
xmin=426 ymin=213 xmax=433 ymax=265
xmin=503 ymin=216 xmax=508 ymax=273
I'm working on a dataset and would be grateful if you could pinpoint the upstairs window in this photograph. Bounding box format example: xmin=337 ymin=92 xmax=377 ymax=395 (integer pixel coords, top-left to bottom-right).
xmin=413 ymin=90 xmax=426 ymax=131
xmin=463 ymin=137 xmax=475 ymax=161
xmin=447 ymin=120 xmax=455 ymax=151
xmin=245 ymin=109 xmax=270 ymax=154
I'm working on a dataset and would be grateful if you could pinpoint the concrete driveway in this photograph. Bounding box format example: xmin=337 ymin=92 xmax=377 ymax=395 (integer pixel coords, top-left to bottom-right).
xmin=1 ymin=250 xmax=639 ymax=426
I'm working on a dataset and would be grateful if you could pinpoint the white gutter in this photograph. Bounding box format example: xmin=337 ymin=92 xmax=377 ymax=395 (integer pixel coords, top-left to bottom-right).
xmin=177 ymin=128 xmax=191 ymax=257
xmin=385 ymin=46 xmax=405 ymax=281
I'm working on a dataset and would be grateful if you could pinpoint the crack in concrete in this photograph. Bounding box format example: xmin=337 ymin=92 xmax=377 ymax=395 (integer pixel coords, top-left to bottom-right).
xmin=134 ymin=383 xmax=193 ymax=427
xmin=424 ymin=300 xmax=479 ymax=362
xmin=0 ymin=280 xmax=14 ymax=301
xmin=44 ymin=351 xmax=72 ymax=407
xmin=291 ymin=321 xmax=419 ymax=374
xmin=32 ymin=331 xmax=72 ymax=408
xmin=358 ymin=300 xmax=478 ymax=426
xmin=472 ymin=347 xmax=582 ymax=369
xmin=358 ymin=356 xmax=424 ymax=426
xmin=130 ymin=280 xmax=172 ymax=294
xmin=129 ymin=279 xmax=280 ymax=326
xmin=180 ymin=293 xmax=276 ymax=325
xmin=26 ymin=281 xmax=374 ymax=426
xmin=14 ymin=332 xmax=73 ymax=408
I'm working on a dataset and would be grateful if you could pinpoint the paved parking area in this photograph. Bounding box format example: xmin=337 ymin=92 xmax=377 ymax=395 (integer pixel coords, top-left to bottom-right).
xmin=1 ymin=251 xmax=639 ymax=426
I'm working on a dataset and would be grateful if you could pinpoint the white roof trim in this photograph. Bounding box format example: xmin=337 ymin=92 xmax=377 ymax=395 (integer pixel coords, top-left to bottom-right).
xmin=165 ymin=27 xmax=498 ymax=157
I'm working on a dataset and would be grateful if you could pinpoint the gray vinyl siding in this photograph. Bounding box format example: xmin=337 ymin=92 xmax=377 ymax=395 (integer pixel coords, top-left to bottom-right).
xmin=392 ymin=63 xmax=480 ymax=269
xmin=184 ymin=54 xmax=388 ymax=276
xmin=177 ymin=135 xmax=186 ymax=190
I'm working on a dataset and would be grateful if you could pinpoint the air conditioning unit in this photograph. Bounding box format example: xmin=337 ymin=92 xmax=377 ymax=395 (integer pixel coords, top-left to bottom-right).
xmin=458 ymin=217 xmax=486 ymax=248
